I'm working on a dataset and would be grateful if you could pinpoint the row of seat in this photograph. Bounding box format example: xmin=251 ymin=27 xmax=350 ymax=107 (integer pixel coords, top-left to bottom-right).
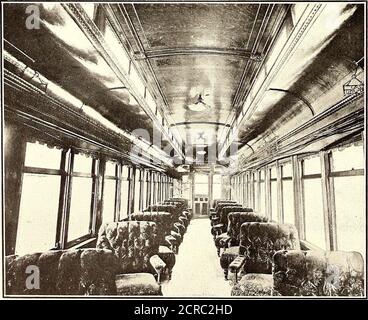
xmin=6 ymin=197 xmax=191 ymax=296
xmin=210 ymin=199 xmax=365 ymax=296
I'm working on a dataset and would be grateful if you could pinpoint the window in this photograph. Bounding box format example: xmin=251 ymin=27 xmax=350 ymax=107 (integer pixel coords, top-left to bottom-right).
xmin=24 ymin=142 xmax=61 ymax=170
xmin=194 ymin=173 xmax=209 ymax=195
xmin=17 ymin=174 xmax=60 ymax=255
xmin=151 ymin=172 xmax=157 ymax=204
xmin=16 ymin=143 xmax=62 ymax=255
xmin=259 ymin=170 xmax=266 ymax=215
xmin=162 ymin=175 xmax=166 ymax=201
xmin=331 ymin=144 xmax=364 ymax=172
xmin=246 ymin=173 xmax=251 ymax=207
xmin=213 ymin=174 xmax=222 ymax=200
xmin=238 ymin=175 xmax=243 ymax=205
xmin=68 ymin=153 xmax=93 ymax=242
xmin=133 ymin=168 xmax=141 ymax=212
xmin=282 ymin=162 xmax=294 ymax=224
xmin=331 ymin=144 xmax=365 ymax=255
xmin=141 ymin=170 xmax=147 ymax=210
xmin=302 ymin=156 xmax=325 ymax=249
xmin=102 ymin=161 xmax=117 ymax=223
xmin=182 ymin=175 xmax=191 ymax=203
xmin=253 ymin=172 xmax=259 ymax=211
xmin=120 ymin=165 xmax=130 ymax=220
xmin=146 ymin=171 xmax=152 ymax=207
xmin=334 ymin=175 xmax=364 ymax=254
xmin=270 ymin=167 xmax=279 ymax=222
xmin=156 ymin=174 xmax=161 ymax=203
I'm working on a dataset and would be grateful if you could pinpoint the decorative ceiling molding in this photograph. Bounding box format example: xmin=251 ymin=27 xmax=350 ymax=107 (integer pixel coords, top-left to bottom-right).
xmin=105 ymin=3 xmax=186 ymax=146
xmin=170 ymin=121 xmax=231 ymax=128
xmin=3 ymin=54 xmax=173 ymax=170
xmin=62 ymin=3 xmax=184 ymax=158
xmin=135 ymin=47 xmax=264 ymax=60
xmin=218 ymin=4 xmax=290 ymax=148
xmin=219 ymin=4 xmax=324 ymax=157
xmin=237 ymin=93 xmax=364 ymax=171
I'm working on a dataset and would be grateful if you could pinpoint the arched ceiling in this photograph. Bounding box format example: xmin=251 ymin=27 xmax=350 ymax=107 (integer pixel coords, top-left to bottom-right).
xmin=3 ymin=3 xmax=364 ymax=168
xmin=114 ymin=3 xmax=289 ymax=147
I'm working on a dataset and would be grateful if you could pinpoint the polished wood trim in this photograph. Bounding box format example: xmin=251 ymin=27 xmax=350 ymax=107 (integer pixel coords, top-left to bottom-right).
xmin=292 ymin=155 xmax=305 ymax=239
xmin=330 ymin=169 xmax=364 ymax=177
xmin=276 ymin=161 xmax=284 ymax=223
xmin=59 ymin=150 xmax=74 ymax=249
xmin=23 ymin=167 xmax=62 ymax=176
xmin=302 ymin=173 xmax=321 ymax=179
xmin=265 ymin=167 xmax=272 ymax=219
xmin=90 ymin=159 xmax=99 ymax=236
xmin=320 ymin=151 xmax=337 ymax=251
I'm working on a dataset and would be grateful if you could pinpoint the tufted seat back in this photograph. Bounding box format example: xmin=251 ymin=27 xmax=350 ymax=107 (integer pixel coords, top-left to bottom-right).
xmin=6 ymin=249 xmax=119 ymax=295
xmin=164 ymin=200 xmax=185 ymax=209
xmin=145 ymin=204 xmax=181 ymax=221
xmin=130 ymin=212 xmax=174 ymax=245
xmin=239 ymin=222 xmax=300 ymax=274
xmin=227 ymin=212 xmax=268 ymax=243
xmin=212 ymin=199 xmax=237 ymax=208
xmin=169 ymin=198 xmax=189 ymax=207
xmin=214 ymin=204 xmax=241 ymax=220
xmin=214 ymin=202 xmax=240 ymax=213
xmin=273 ymin=250 xmax=365 ymax=296
xmin=220 ymin=206 xmax=253 ymax=227
xmin=96 ymin=221 xmax=159 ymax=274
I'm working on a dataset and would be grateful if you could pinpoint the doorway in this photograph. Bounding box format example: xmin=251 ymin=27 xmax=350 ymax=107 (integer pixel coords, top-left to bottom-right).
xmin=194 ymin=173 xmax=209 ymax=216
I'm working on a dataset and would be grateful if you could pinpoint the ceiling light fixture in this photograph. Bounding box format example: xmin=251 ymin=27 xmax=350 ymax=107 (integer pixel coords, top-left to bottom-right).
xmin=197 ymin=150 xmax=206 ymax=155
xmin=188 ymin=103 xmax=207 ymax=112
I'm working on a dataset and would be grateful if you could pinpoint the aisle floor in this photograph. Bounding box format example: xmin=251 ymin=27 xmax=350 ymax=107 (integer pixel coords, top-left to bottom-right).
xmin=162 ymin=218 xmax=232 ymax=297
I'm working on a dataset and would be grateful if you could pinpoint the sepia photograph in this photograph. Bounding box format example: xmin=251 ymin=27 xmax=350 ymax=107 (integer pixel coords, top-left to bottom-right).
xmin=0 ymin=0 xmax=366 ymax=303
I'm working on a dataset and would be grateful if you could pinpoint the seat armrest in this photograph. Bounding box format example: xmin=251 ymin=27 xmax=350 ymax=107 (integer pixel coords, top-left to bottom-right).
xmin=211 ymin=223 xmax=225 ymax=237
xmin=149 ymin=255 xmax=166 ymax=283
xmin=174 ymin=222 xmax=185 ymax=234
xmin=229 ymin=255 xmax=246 ymax=283
xmin=219 ymin=234 xmax=232 ymax=247
xmin=165 ymin=235 xmax=177 ymax=253
xmin=212 ymin=223 xmax=224 ymax=232
xmin=229 ymin=255 xmax=246 ymax=272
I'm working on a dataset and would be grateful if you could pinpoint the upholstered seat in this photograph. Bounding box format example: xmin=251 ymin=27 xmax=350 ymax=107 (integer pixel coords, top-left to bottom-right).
xmin=212 ymin=199 xmax=237 ymax=209
xmin=273 ymin=250 xmax=365 ymax=296
xmin=6 ymin=249 xmax=119 ymax=295
xmin=97 ymin=221 xmax=174 ymax=279
xmin=211 ymin=205 xmax=245 ymax=236
xmin=144 ymin=204 xmax=186 ymax=234
xmin=130 ymin=211 xmax=179 ymax=252
xmin=167 ymin=198 xmax=189 ymax=209
xmin=214 ymin=211 xmax=262 ymax=256
xmin=220 ymin=222 xmax=300 ymax=280
xmin=231 ymin=273 xmax=274 ymax=296
xmin=115 ymin=273 xmax=162 ymax=295
xmin=210 ymin=203 xmax=242 ymax=226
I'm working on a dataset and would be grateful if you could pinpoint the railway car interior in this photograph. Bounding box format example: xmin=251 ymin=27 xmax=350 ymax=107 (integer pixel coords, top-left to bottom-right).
xmin=2 ymin=2 xmax=366 ymax=297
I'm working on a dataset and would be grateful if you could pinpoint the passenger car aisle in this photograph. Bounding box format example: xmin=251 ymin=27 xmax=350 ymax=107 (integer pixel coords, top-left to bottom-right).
xmin=162 ymin=218 xmax=231 ymax=296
